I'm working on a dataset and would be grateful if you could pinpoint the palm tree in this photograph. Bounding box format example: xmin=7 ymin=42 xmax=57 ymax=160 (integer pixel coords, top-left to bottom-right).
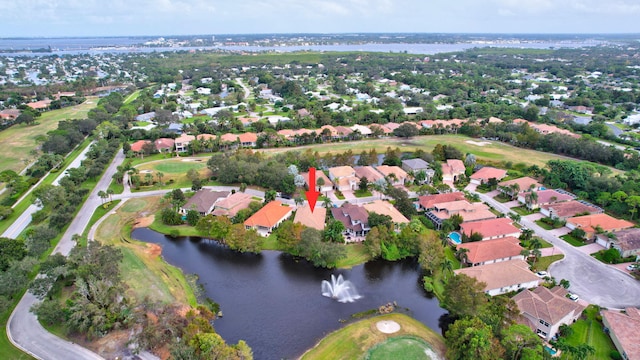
xmin=106 ymin=189 xmax=114 ymax=203
xmin=97 ymin=190 xmax=107 ymax=205
xmin=440 ymin=259 xmax=453 ymax=280
xmin=294 ymin=196 xmax=304 ymax=206
xmin=455 ymin=247 xmax=469 ymax=265
xmin=156 ymin=171 xmax=164 ymax=185
xmin=524 ymin=191 xmax=538 ymax=209
xmin=322 ymin=196 xmax=333 ymax=209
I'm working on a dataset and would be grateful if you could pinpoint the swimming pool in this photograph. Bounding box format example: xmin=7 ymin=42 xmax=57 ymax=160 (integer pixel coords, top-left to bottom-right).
xmin=448 ymin=232 xmax=462 ymax=245
xmin=544 ymin=345 xmax=557 ymax=355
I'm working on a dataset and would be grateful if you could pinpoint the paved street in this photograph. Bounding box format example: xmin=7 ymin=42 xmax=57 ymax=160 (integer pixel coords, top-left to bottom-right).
xmin=477 ymin=191 xmax=640 ymax=308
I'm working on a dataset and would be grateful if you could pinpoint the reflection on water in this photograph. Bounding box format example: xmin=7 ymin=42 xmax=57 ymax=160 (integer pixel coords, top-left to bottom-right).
xmin=132 ymin=227 xmax=447 ymax=360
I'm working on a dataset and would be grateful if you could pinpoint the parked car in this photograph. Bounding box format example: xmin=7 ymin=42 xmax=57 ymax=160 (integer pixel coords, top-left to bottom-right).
xmin=627 ymin=264 xmax=639 ymax=271
xmin=536 ymin=271 xmax=548 ymax=278
xmin=568 ymin=294 xmax=579 ymax=302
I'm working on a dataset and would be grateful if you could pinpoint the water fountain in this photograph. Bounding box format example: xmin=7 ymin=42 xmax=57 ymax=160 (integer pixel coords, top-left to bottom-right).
xmin=321 ymin=274 xmax=361 ymax=303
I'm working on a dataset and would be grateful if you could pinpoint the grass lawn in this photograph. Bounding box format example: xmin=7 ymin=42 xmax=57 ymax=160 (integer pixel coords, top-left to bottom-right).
xmin=367 ymin=335 xmax=439 ymax=360
xmin=148 ymin=214 xmax=203 ymax=237
xmin=123 ymin=89 xmax=141 ymax=104
xmin=336 ymin=243 xmax=372 ymax=268
xmin=512 ymin=206 xmax=535 ymax=216
xmin=0 ymin=99 xmax=96 ymax=173
xmin=354 ymin=189 xmax=373 ymax=198
xmin=95 ymin=196 xmax=196 ymax=306
xmin=535 ymin=220 xmax=554 ymax=230
xmin=301 ymin=313 xmax=445 ymax=360
xmin=494 ymin=194 xmax=512 ymax=203
xmin=444 ymin=246 xmax=461 ymax=270
xmin=531 ymin=254 xmax=564 ymax=272
xmin=562 ymin=305 xmax=617 ymax=360
xmin=520 ymin=237 xmax=552 ymax=249
xmin=561 ymin=234 xmax=586 ymax=247
xmin=81 ymin=200 xmax=121 ymax=240
xmin=134 ymin=159 xmax=212 ymax=191
xmin=257 ymin=134 xmax=607 ymax=171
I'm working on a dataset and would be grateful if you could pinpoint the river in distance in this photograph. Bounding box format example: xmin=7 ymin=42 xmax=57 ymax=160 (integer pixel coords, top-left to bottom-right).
xmin=131 ymin=227 xmax=448 ymax=360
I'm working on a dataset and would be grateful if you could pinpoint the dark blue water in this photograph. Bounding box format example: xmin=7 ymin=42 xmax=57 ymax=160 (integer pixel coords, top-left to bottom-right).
xmin=131 ymin=227 xmax=447 ymax=360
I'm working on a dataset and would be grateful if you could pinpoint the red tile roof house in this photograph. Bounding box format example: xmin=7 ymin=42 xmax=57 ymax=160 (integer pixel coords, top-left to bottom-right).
xmin=461 ymin=218 xmax=521 ymax=241
xmin=293 ymin=206 xmax=326 ymax=231
xmin=238 ymin=132 xmax=258 ymax=148
xmin=331 ymin=203 xmax=370 ymax=242
xmin=441 ymin=159 xmax=466 ymax=188
xmin=212 ymin=192 xmax=254 ymax=218
xmin=26 ymin=99 xmax=52 ymax=111
xmin=565 ymin=213 xmax=634 ymax=240
xmin=363 ymin=200 xmax=410 ymax=231
xmin=154 ymin=138 xmax=175 ymax=153
xmin=180 ymin=190 xmax=230 ymax=216
xmin=469 ymin=167 xmax=507 ymax=185
xmin=454 ymin=259 xmax=541 ymax=296
xmin=328 ymin=166 xmax=359 ymax=192
xmin=219 ymin=133 xmax=240 ymax=150
xmin=595 ymin=228 xmax=640 ymax=258
xmin=301 ymin=170 xmax=333 ymax=194
xmin=244 ymin=200 xmax=294 ymax=236
xmin=426 ymin=200 xmax=496 ymax=229
xmin=375 ymin=165 xmax=408 ymax=186
xmin=517 ymin=189 xmax=574 ymax=210
xmin=130 ymin=140 xmax=155 ymax=156
xmin=601 ymin=307 xmax=640 ymax=360
xmin=457 ymin=237 xmax=524 ymax=267
xmin=498 ymin=177 xmax=543 ymax=198
xmin=175 ymin=134 xmax=195 ymax=153
xmin=417 ymin=192 xmax=466 ymax=211
xmin=540 ymin=200 xmax=603 ymax=220
xmin=513 ymin=286 xmax=586 ymax=341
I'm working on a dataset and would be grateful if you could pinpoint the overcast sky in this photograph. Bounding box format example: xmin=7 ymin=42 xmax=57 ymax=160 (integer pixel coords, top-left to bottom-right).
xmin=1 ymin=0 xmax=639 ymax=37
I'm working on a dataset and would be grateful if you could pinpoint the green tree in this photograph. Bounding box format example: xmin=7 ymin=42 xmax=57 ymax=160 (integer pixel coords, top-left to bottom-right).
xmin=185 ymin=209 xmax=201 ymax=226
xmin=445 ymin=317 xmax=505 ymax=360
xmin=443 ymin=273 xmax=488 ymax=318
xmin=500 ymin=324 xmax=543 ymax=360
xmin=324 ymin=219 xmax=345 ymax=243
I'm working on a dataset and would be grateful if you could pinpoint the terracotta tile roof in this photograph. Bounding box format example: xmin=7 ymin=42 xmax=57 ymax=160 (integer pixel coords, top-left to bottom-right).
xmin=354 ymin=166 xmax=385 ymax=182
xmin=220 ymin=133 xmax=239 ymax=142
xmin=498 ymin=177 xmax=542 ymax=192
xmin=375 ymin=165 xmax=407 ymax=180
xmin=369 ymin=123 xmax=393 ymax=134
xmin=430 ymin=200 xmax=496 ymax=223
xmin=26 ymin=99 xmax=52 ymax=110
xmin=458 ymin=237 xmax=523 ymax=265
xmin=418 ymin=192 xmax=466 ymax=210
xmin=196 ymin=134 xmax=217 ymax=141
xmin=522 ymin=189 xmax=573 ymax=205
xmin=513 ymin=286 xmax=585 ymax=325
xmin=301 ymin=171 xmax=332 ymax=190
xmin=293 ymin=206 xmax=326 ymax=231
xmin=488 ymin=116 xmax=503 ymax=123
xmin=454 ymin=259 xmax=540 ymax=293
xmin=567 ymin=213 xmax=634 ymax=234
xmin=334 ymin=126 xmax=353 ymax=136
xmin=470 ymin=167 xmax=507 ymax=181
xmin=363 ymin=200 xmax=410 ymax=224
xmin=182 ymin=190 xmax=230 ymax=214
xmin=212 ymin=192 xmax=253 ymax=217
xmin=131 ymin=140 xmax=152 ymax=152
xmin=383 ymin=122 xmax=401 ymax=130
xmin=244 ymin=201 xmax=293 ymax=228
xmin=442 ymin=159 xmax=465 ymax=176
xmin=238 ymin=132 xmax=258 ymax=143
xmin=460 ymin=218 xmax=520 ymax=239
xmin=175 ymin=134 xmax=195 ymax=143
xmin=329 ymin=166 xmax=356 ymax=178
xmin=154 ymin=138 xmax=175 ymax=150
xmin=540 ymin=200 xmax=601 ymax=219
xmin=601 ymin=308 xmax=640 ymax=360
xmin=320 ymin=125 xmax=338 ymax=136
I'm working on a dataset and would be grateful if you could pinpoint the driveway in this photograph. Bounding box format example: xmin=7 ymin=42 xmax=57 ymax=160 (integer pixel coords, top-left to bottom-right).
xmin=524 ymin=213 xmax=544 ymax=221
xmin=576 ymin=243 xmax=604 ymax=255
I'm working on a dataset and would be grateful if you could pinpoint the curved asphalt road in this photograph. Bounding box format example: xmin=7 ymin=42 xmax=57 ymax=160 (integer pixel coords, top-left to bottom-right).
xmin=477 ymin=191 xmax=640 ymax=308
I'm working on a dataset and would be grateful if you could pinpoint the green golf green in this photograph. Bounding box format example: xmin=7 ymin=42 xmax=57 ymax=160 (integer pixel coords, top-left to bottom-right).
xmin=366 ymin=336 xmax=440 ymax=360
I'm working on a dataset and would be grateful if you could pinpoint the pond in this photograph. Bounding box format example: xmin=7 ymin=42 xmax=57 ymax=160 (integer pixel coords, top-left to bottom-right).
xmin=132 ymin=227 xmax=448 ymax=359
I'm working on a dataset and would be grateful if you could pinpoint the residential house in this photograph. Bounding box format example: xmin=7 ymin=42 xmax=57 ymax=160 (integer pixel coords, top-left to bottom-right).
xmin=566 ymin=213 xmax=634 ymax=240
xmin=401 ymin=158 xmax=435 ymax=184
xmin=167 ymin=123 xmax=184 ymax=134
xmin=417 ymin=192 xmax=466 ymax=211
xmin=319 ymin=125 xmax=339 ymax=140
xmin=293 ymin=206 xmax=326 ymax=231
xmin=238 ymin=132 xmax=258 ymax=147
xmin=301 ymin=170 xmax=333 ymax=194
xmin=350 ymin=124 xmax=372 ymax=137
xmin=403 ymin=107 xmax=423 ymax=115
xmin=369 ymin=123 xmax=394 ymax=137
xmin=212 ymin=192 xmax=254 ymax=218
xmin=297 ymin=108 xmax=311 ymax=117
xmin=441 ymin=159 xmax=466 ymax=187
xmin=154 ymin=138 xmax=175 ymax=153
xmin=426 ymin=200 xmax=496 ymax=228
xmin=334 ymin=126 xmax=353 ymax=139
xmin=0 ymin=109 xmax=20 ymax=124
xmin=470 ymin=167 xmax=507 ymax=185
xmin=595 ymin=228 xmax=640 ymax=258
xmin=238 ymin=117 xmax=259 ymax=127
xmin=331 ymin=203 xmax=370 ymax=241
xmin=328 ymin=166 xmax=358 ymax=191
xmin=219 ymin=133 xmax=239 ymax=150
xmin=375 ymin=165 xmax=408 ymax=186
xmin=513 ymin=286 xmax=586 ymax=341
xmin=454 ymin=259 xmax=540 ymax=296
xmin=517 ymin=189 xmax=574 ymax=210
xmin=244 ymin=201 xmax=293 ymax=236
xmin=363 ymin=200 xmax=410 ymax=230
xmin=498 ymin=177 xmax=543 ymax=197
xmin=26 ymin=99 xmax=52 ymax=111
xmin=540 ymin=200 xmax=602 ymax=220
xmin=130 ymin=140 xmax=153 ymax=154
xmin=175 ymin=134 xmax=195 ymax=153
xmin=601 ymin=307 xmax=640 ymax=360
xmin=196 ymin=133 xmax=217 ymax=143
xmin=354 ymin=166 xmax=385 ymax=184
xmin=135 ymin=112 xmax=156 ymax=122
xmin=460 ymin=218 xmax=521 ymax=240
xmin=457 ymin=237 xmax=524 ymax=267
xmin=180 ymin=190 xmax=230 ymax=216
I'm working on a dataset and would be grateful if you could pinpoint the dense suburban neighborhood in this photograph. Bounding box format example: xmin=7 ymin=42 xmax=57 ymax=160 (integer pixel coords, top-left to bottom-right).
xmin=1 ymin=34 xmax=640 ymax=359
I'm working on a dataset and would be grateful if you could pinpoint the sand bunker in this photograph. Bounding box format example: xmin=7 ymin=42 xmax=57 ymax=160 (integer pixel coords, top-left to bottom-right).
xmin=376 ymin=320 xmax=401 ymax=334
xmin=465 ymin=140 xmax=492 ymax=146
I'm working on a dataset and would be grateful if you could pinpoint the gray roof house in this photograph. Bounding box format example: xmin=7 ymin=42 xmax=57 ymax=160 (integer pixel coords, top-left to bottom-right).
xmin=180 ymin=190 xmax=230 ymax=215
xmin=401 ymin=158 xmax=435 ymax=183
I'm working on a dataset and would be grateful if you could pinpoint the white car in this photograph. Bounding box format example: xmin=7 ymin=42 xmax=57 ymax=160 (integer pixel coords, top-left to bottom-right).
xmin=568 ymin=294 xmax=579 ymax=302
xmin=536 ymin=271 xmax=548 ymax=278
xmin=627 ymin=264 xmax=639 ymax=271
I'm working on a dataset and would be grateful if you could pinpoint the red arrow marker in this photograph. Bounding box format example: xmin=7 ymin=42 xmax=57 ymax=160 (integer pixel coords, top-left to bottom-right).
xmin=305 ymin=167 xmax=321 ymax=213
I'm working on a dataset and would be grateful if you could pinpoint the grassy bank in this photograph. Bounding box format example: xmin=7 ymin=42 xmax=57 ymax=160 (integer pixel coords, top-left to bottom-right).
xmin=301 ymin=313 xmax=445 ymax=360
xmin=562 ymin=305 xmax=616 ymax=360
xmin=95 ymin=196 xmax=196 ymax=306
